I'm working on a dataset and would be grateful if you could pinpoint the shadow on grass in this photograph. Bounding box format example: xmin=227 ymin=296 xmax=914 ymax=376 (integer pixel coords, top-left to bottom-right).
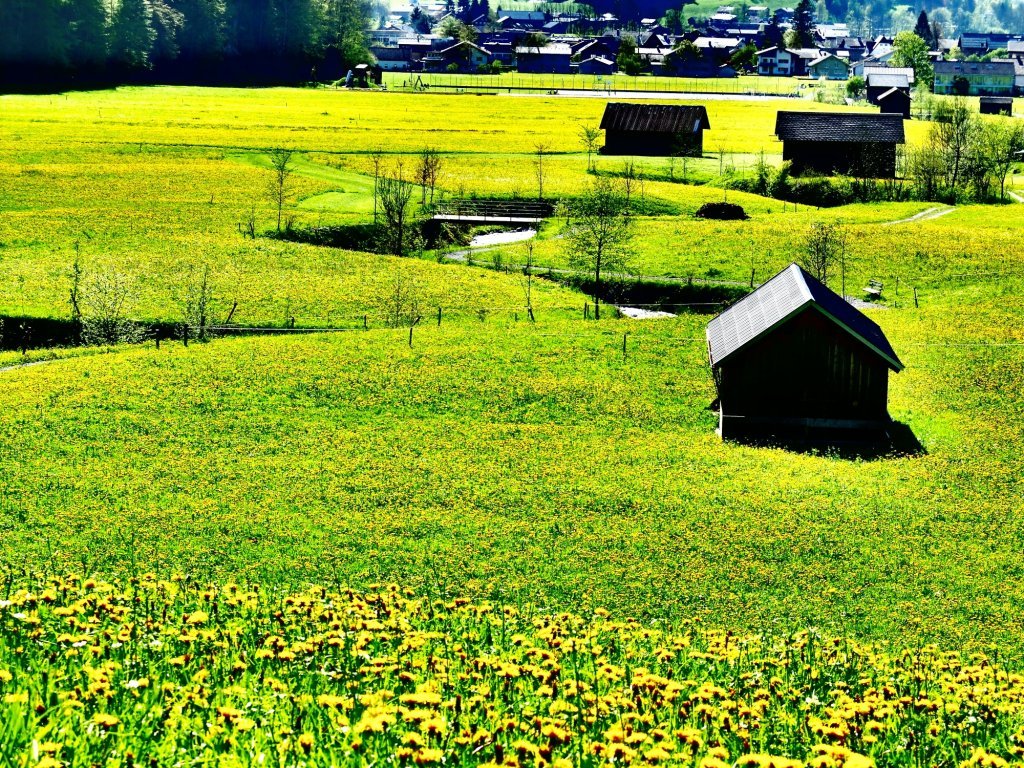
xmin=726 ymin=420 xmax=927 ymax=461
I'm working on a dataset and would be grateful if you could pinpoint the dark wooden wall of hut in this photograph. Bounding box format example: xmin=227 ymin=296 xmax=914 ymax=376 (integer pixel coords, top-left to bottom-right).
xmin=715 ymin=308 xmax=891 ymax=428
xmin=603 ymin=130 xmax=703 ymax=157
xmin=782 ymin=140 xmax=897 ymax=177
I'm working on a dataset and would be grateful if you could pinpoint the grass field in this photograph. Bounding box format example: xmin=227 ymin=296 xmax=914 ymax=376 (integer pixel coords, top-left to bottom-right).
xmin=4 ymin=85 xmax=1024 ymax=765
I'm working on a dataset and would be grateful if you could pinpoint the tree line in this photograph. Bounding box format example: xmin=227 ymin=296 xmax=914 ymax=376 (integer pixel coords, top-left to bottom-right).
xmin=0 ymin=0 xmax=375 ymax=90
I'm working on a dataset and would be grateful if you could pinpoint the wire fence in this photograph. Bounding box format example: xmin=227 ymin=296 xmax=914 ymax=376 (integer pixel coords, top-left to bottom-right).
xmin=385 ymin=72 xmax=805 ymax=98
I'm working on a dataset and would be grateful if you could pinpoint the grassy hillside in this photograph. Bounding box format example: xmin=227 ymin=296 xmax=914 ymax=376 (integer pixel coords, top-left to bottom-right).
xmin=4 ymin=294 xmax=1024 ymax=651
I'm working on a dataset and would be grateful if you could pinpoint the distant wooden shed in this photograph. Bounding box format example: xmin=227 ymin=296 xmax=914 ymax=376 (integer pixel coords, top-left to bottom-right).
xmin=706 ymin=263 xmax=903 ymax=443
xmin=980 ymin=96 xmax=1013 ymax=116
xmin=599 ymin=102 xmax=710 ymax=157
xmin=876 ymin=87 xmax=911 ymax=120
xmin=774 ymin=111 xmax=905 ymax=177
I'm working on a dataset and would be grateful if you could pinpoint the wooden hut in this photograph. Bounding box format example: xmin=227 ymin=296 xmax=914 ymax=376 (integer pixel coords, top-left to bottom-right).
xmin=980 ymin=96 xmax=1013 ymax=115
xmin=599 ymin=102 xmax=710 ymax=157
xmin=876 ymin=87 xmax=911 ymax=119
xmin=706 ymin=263 xmax=903 ymax=443
xmin=774 ymin=111 xmax=905 ymax=177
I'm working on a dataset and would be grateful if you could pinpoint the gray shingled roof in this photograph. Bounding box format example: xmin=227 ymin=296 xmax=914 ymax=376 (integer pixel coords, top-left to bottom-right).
xmin=600 ymin=103 xmax=711 ymax=133
xmin=706 ymin=263 xmax=904 ymax=371
xmin=876 ymin=86 xmax=910 ymax=102
xmin=774 ymin=111 xmax=905 ymax=143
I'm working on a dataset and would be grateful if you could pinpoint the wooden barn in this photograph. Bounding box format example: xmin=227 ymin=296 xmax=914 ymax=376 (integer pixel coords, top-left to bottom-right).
xmin=980 ymin=96 xmax=1013 ymax=115
xmin=774 ymin=111 xmax=905 ymax=177
xmin=875 ymin=87 xmax=911 ymax=120
xmin=706 ymin=263 xmax=904 ymax=443
xmin=599 ymin=102 xmax=710 ymax=157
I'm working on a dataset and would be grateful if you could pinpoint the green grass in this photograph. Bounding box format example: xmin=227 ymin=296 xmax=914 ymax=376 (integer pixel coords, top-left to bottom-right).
xmin=5 ymin=83 xmax=1024 ymax=767
xmin=4 ymin=294 xmax=1024 ymax=654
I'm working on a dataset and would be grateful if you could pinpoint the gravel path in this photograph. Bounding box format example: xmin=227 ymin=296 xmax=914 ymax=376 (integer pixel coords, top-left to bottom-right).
xmin=0 ymin=359 xmax=57 ymax=375
xmin=882 ymin=206 xmax=955 ymax=226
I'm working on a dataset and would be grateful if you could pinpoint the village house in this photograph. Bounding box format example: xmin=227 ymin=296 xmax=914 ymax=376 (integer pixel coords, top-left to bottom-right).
xmin=515 ymin=43 xmax=572 ymax=73
xmin=755 ymin=47 xmax=798 ymax=76
xmin=600 ymin=102 xmax=710 ymax=156
xmin=496 ymin=10 xmax=547 ymax=29
xmin=706 ymin=263 xmax=904 ymax=443
xmin=933 ymin=61 xmax=1015 ymax=96
xmin=807 ymin=53 xmax=849 ymax=80
xmin=577 ymin=55 xmax=616 ymax=74
xmin=422 ymin=40 xmax=492 ymax=72
xmin=774 ymin=111 xmax=905 ymax=177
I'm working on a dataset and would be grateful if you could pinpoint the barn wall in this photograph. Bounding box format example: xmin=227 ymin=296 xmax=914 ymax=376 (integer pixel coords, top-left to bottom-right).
xmin=603 ymin=130 xmax=702 ymax=156
xmin=716 ymin=308 xmax=891 ymax=424
xmin=783 ymin=140 xmax=897 ymax=177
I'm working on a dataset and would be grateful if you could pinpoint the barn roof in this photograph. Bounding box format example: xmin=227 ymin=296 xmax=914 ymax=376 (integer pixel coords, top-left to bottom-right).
xmin=876 ymin=86 xmax=911 ymax=102
xmin=600 ymin=103 xmax=710 ymax=133
xmin=865 ymin=71 xmax=909 ymax=89
xmin=774 ymin=111 xmax=905 ymax=144
xmin=706 ymin=263 xmax=904 ymax=371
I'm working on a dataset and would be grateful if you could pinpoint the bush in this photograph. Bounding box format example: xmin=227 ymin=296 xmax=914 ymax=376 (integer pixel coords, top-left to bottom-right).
xmin=694 ymin=202 xmax=749 ymax=220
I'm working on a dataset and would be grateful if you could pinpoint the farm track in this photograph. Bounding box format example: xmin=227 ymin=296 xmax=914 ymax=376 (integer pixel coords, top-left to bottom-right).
xmin=882 ymin=206 xmax=956 ymax=226
xmin=1010 ymin=192 xmax=1024 ymax=204
xmin=0 ymin=359 xmax=56 ymax=375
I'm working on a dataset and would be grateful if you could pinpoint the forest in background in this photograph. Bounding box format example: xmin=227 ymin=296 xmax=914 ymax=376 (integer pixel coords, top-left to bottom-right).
xmin=0 ymin=0 xmax=376 ymax=90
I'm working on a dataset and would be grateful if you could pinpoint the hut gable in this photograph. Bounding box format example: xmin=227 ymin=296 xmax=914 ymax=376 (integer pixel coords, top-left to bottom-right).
xmin=707 ymin=264 xmax=903 ymax=372
xmin=599 ymin=103 xmax=710 ymax=157
xmin=706 ymin=264 xmax=904 ymax=442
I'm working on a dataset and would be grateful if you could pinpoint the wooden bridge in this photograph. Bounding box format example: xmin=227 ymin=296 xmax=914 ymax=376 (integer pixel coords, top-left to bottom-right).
xmin=431 ymin=199 xmax=555 ymax=225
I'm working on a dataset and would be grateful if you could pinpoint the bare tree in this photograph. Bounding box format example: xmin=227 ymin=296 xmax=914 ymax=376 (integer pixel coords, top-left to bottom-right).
xmin=983 ymin=120 xmax=1024 ymax=200
xmin=180 ymin=264 xmax=214 ymax=341
xmin=371 ymin=147 xmax=384 ymax=223
xmin=377 ymin=161 xmax=415 ymax=257
xmin=267 ymin=148 xmax=295 ymax=233
xmin=578 ymin=125 xmax=601 ymax=172
xmin=379 ymin=272 xmax=421 ymax=329
xmin=519 ymin=237 xmax=536 ymax=320
xmin=565 ymin=176 xmax=634 ymax=320
xmin=80 ymin=266 xmax=144 ymax=345
xmin=801 ymin=222 xmax=848 ymax=288
xmin=621 ymin=159 xmax=638 ymax=210
xmin=534 ymin=142 xmax=549 ymax=199
xmin=417 ymin=147 xmax=443 ymax=205
xmin=932 ymin=98 xmax=977 ymax=198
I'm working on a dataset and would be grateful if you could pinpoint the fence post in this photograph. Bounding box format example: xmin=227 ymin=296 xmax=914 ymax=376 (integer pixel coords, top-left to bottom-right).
xmin=183 ymin=324 xmax=189 ymax=347
xmin=584 ymin=302 xmax=589 ymax=320
xmin=913 ymin=286 xmax=918 ymax=308
xmin=437 ymin=306 xmax=442 ymax=327
xmin=622 ymin=332 xmax=628 ymax=361
xmin=363 ymin=314 xmax=368 ymax=330
xmin=409 ymin=324 xmax=413 ymax=347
